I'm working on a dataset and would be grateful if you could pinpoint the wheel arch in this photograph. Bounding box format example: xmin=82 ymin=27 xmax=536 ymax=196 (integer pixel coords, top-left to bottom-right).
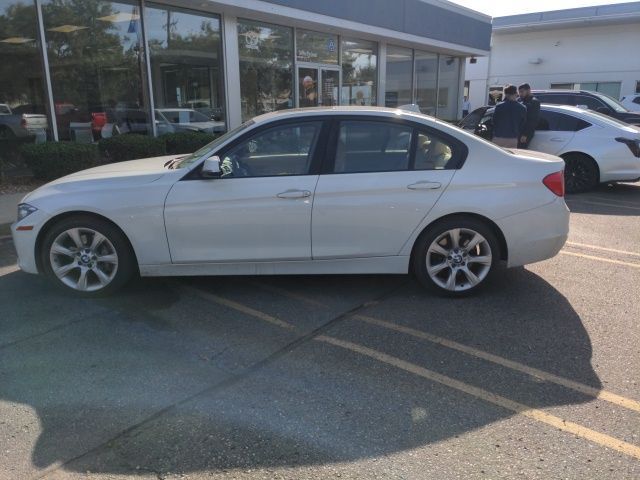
xmin=34 ymin=210 xmax=139 ymax=274
xmin=410 ymin=212 xmax=508 ymax=268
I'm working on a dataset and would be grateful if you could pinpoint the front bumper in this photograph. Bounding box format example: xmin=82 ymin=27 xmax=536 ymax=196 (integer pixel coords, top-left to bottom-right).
xmin=496 ymin=197 xmax=570 ymax=268
xmin=10 ymin=209 xmax=49 ymax=274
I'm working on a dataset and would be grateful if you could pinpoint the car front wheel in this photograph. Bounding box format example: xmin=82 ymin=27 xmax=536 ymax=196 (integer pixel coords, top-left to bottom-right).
xmin=413 ymin=217 xmax=500 ymax=296
xmin=41 ymin=215 xmax=135 ymax=296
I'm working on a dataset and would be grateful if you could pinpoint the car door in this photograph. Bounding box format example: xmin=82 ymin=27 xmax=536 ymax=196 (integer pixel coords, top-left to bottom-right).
xmin=164 ymin=119 xmax=326 ymax=263
xmin=311 ymin=118 xmax=460 ymax=259
xmin=529 ymin=110 xmax=582 ymax=154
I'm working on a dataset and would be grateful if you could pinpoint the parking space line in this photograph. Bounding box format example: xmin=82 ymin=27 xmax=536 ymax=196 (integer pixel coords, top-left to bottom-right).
xmin=183 ymin=286 xmax=296 ymax=330
xmin=183 ymin=288 xmax=640 ymax=460
xmin=317 ymin=335 xmax=640 ymax=461
xmin=352 ymin=315 xmax=640 ymax=413
xmin=251 ymin=283 xmax=640 ymax=413
xmin=574 ymin=195 xmax=640 ymax=207
xmin=565 ymin=242 xmax=640 ymax=258
xmin=560 ymin=251 xmax=640 ymax=269
xmin=0 ymin=264 xmax=19 ymax=276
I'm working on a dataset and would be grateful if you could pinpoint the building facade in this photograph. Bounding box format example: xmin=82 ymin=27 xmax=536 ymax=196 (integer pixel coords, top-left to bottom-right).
xmin=0 ymin=0 xmax=491 ymax=142
xmin=465 ymin=2 xmax=640 ymax=111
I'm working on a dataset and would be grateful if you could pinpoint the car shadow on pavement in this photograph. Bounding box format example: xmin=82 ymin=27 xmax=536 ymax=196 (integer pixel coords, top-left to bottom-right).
xmin=566 ymin=182 xmax=640 ymax=216
xmin=0 ymin=266 xmax=603 ymax=477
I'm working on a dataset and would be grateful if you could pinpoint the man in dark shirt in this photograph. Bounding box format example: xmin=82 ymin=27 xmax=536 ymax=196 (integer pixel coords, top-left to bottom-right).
xmin=518 ymin=83 xmax=541 ymax=149
xmin=492 ymin=85 xmax=526 ymax=148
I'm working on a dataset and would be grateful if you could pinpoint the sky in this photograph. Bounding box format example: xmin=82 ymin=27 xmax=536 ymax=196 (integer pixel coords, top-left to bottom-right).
xmin=444 ymin=0 xmax=637 ymax=17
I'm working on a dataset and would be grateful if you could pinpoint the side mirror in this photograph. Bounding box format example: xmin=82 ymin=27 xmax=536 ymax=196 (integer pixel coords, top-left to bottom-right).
xmin=202 ymin=155 xmax=221 ymax=178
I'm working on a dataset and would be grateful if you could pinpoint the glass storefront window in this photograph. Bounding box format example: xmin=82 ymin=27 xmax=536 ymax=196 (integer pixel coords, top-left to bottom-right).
xmin=0 ymin=0 xmax=50 ymax=142
xmin=415 ymin=50 xmax=438 ymax=116
xmin=437 ymin=56 xmax=460 ymax=121
xmin=295 ymin=28 xmax=338 ymax=65
xmin=146 ymin=4 xmax=225 ymax=134
xmin=238 ymin=19 xmax=293 ymax=122
xmin=42 ymin=0 xmax=149 ymax=141
xmin=385 ymin=45 xmax=412 ymax=107
xmin=341 ymin=38 xmax=377 ymax=106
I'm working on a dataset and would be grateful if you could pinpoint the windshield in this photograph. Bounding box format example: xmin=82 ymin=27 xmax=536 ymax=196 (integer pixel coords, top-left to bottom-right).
xmin=175 ymin=120 xmax=255 ymax=169
xmin=592 ymin=92 xmax=629 ymax=113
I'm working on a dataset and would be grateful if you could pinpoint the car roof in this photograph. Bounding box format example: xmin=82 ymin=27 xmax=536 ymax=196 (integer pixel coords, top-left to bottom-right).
xmin=251 ymin=106 xmax=447 ymax=127
xmin=532 ymin=90 xmax=595 ymax=94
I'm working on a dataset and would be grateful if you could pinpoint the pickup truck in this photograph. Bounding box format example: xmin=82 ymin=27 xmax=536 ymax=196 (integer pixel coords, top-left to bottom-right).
xmin=0 ymin=103 xmax=48 ymax=142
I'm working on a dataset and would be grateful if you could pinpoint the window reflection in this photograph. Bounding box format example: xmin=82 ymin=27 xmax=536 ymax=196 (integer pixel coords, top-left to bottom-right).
xmin=0 ymin=0 xmax=50 ymax=142
xmin=385 ymin=45 xmax=413 ymax=107
xmin=437 ymin=56 xmax=460 ymax=121
xmin=145 ymin=4 xmax=225 ymax=134
xmin=42 ymin=0 xmax=148 ymax=141
xmin=415 ymin=50 xmax=438 ymax=116
xmin=238 ymin=19 xmax=293 ymax=122
xmin=341 ymin=38 xmax=377 ymax=106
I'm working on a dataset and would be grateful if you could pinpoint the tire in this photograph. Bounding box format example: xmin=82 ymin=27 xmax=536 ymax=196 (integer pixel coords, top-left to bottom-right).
xmin=412 ymin=216 xmax=500 ymax=296
xmin=40 ymin=215 xmax=136 ymax=296
xmin=563 ymin=153 xmax=599 ymax=194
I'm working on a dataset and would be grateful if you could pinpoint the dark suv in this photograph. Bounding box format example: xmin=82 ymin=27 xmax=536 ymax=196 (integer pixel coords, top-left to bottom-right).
xmin=532 ymin=90 xmax=640 ymax=125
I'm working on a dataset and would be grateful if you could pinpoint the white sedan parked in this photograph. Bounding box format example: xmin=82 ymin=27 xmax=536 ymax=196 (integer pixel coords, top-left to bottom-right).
xmin=12 ymin=107 xmax=569 ymax=296
xmin=460 ymin=104 xmax=640 ymax=193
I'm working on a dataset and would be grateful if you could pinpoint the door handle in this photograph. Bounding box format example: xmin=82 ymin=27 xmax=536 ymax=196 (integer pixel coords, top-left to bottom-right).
xmin=407 ymin=181 xmax=442 ymax=190
xmin=550 ymin=137 xmax=565 ymax=142
xmin=277 ymin=189 xmax=311 ymax=199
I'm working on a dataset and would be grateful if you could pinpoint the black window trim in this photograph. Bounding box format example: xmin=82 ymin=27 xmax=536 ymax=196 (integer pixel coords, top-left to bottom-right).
xmin=320 ymin=115 xmax=468 ymax=175
xmin=182 ymin=117 xmax=332 ymax=181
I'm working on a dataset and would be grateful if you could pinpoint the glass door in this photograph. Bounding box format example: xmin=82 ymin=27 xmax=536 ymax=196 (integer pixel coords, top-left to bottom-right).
xmin=320 ymin=68 xmax=340 ymax=106
xmin=298 ymin=67 xmax=319 ymax=107
xmin=297 ymin=66 xmax=341 ymax=107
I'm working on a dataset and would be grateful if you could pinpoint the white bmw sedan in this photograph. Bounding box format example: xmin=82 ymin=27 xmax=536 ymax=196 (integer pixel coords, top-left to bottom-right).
xmin=460 ymin=104 xmax=640 ymax=193
xmin=12 ymin=107 xmax=569 ymax=296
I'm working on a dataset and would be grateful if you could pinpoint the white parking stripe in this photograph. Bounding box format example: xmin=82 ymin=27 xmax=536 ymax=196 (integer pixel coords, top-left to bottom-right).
xmin=560 ymin=251 xmax=640 ymax=269
xmin=566 ymin=199 xmax=640 ymax=211
xmin=565 ymin=241 xmax=640 ymax=258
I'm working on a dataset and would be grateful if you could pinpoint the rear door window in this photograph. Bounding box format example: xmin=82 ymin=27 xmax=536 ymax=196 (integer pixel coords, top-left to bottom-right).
xmin=538 ymin=111 xmax=591 ymax=131
xmin=536 ymin=94 xmax=575 ymax=106
xmin=333 ymin=121 xmax=413 ymax=173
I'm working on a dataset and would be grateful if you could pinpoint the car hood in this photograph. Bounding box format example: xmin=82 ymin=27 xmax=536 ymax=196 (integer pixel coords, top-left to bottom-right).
xmin=22 ymin=154 xmax=182 ymax=204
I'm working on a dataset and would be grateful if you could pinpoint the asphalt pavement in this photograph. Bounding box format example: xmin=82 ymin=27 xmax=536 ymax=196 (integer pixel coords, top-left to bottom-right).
xmin=0 ymin=183 xmax=639 ymax=480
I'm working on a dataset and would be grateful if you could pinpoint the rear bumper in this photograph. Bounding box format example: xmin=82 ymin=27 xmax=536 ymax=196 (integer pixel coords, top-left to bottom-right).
xmin=496 ymin=197 xmax=570 ymax=268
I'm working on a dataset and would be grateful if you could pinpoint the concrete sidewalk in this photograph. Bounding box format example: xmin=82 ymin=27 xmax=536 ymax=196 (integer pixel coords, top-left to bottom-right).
xmin=0 ymin=192 xmax=26 ymax=235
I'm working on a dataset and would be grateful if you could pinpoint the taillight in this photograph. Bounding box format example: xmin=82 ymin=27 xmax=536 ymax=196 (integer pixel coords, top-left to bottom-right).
xmin=543 ymin=171 xmax=565 ymax=197
xmin=615 ymin=137 xmax=640 ymax=158
xmin=20 ymin=117 xmax=27 ymax=128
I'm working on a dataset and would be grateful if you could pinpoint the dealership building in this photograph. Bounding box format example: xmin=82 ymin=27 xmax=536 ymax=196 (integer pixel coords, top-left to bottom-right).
xmin=0 ymin=0 xmax=491 ymax=142
xmin=465 ymin=2 xmax=640 ymax=111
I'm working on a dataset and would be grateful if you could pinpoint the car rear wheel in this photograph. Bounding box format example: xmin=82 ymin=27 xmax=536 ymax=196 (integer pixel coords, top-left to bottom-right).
xmin=413 ymin=217 xmax=500 ymax=296
xmin=41 ymin=216 xmax=135 ymax=296
xmin=563 ymin=153 xmax=599 ymax=193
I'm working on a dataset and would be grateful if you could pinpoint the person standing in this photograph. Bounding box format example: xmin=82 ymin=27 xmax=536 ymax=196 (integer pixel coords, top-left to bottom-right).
xmin=462 ymin=96 xmax=471 ymax=117
xmin=492 ymin=84 xmax=526 ymax=149
xmin=518 ymin=83 xmax=540 ymax=149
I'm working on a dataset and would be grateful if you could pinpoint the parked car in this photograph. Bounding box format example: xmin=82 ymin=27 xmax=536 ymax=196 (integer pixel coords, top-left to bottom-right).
xmin=459 ymin=104 xmax=640 ymax=193
xmin=12 ymin=107 xmax=569 ymax=296
xmin=620 ymin=93 xmax=640 ymax=111
xmin=531 ymin=90 xmax=640 ymax=125
xmin=0 ymin=103 xmax=48 ymax=142
xmin=155 ymin=108 xmax=226 ymax=135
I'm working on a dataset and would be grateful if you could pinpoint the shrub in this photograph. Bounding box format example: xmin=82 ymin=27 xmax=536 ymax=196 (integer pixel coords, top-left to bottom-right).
xmin=98 ymin=133 xmax=166 ymax=163
xmin=20 ymin=142 xmax=99 ymax=181
xmin=0 ymin=136 xmax=35 ymax=179
xmin=161 ymin=131 xmax=218 ymax=155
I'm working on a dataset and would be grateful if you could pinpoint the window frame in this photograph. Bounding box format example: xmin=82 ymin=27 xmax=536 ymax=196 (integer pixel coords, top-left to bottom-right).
xmin=185 ymin=117 xmax=331 ymax=180
xmin=321 ymin=116 xmax=468 ymax=175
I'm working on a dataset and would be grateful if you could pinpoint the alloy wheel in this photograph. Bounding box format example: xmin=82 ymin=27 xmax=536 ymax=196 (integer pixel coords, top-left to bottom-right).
xmin=425 ymin=228 xmax=492 ymax=292
xmin=49 ymin=227 xmax=118 ymax=292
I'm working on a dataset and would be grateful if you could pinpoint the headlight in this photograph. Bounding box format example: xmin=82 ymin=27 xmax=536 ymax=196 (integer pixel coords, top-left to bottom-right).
xmin=17 ymin=203 xmax=38 ymax=222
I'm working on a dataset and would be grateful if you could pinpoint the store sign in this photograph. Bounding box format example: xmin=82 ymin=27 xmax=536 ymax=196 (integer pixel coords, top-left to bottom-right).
xmin=297 ymin=49 xmax=318 ymax=62
xmin=327 ymin=38 xmax=336 ymax=53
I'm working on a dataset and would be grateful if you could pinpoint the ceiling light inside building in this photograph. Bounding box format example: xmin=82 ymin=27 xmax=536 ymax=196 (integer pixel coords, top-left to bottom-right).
xmin=48 ymin=25 xmax=88 ymax=33
xmin=0 ymin=36 xmax=34 ymax=44
xmin=97 ymin=12 xmax=140 ymax=23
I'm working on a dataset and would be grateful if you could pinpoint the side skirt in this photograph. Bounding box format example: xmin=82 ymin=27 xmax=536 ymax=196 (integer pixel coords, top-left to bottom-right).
xmin=139 ymin=256 xmax=410 ymax=277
